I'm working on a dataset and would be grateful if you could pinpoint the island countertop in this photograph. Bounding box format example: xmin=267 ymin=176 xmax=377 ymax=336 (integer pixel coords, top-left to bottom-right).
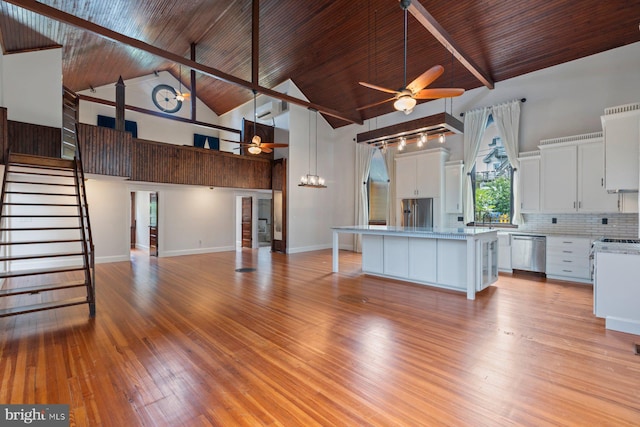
xmin=332 ymin=225 xmax=498 ymax=240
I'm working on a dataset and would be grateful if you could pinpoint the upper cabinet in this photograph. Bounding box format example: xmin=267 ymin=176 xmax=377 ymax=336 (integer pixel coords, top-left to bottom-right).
xmin=395 ymin=148 xmax=450 ymax=199
xmin=518 ymin=151 xmax=540 ymax=213
xmin=445 ymin=160 xmax=463 ymax=214
xmin=601 ymin=103 xmax=640 ymax=191
xmin=540 ymin=133 xmax=618 ymax=213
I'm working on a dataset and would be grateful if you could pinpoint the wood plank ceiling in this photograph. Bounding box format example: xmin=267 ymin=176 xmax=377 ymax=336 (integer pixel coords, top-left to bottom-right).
xmin=0 ymin=0 xmax=639 ymax=128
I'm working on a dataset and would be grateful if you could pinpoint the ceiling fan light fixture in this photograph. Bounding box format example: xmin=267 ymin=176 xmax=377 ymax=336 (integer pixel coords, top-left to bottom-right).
xmin=248 ymin=145 xmax=262 ymax=155
xmin=176 ymin=93 xmax=184 ymax=102
xmin=394 ymin=95 xmax=416 ymax=114
xmin=251 ymin=135 xmax=261 ymax=144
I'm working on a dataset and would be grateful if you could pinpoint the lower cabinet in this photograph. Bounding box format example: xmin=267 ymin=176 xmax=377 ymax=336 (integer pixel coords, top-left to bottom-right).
xmin=497 ymin=232 xmax=512 ymax=272
xmin=408 ymin=238 xmax=437 ymax=283
xmin=383 ymin=236 xmax=409 ymax=277
xmin=436 ymin=240 xmax=467 ymax=289
xmin=545 ymin=236 xmax=592 ymax=283
xmin=362 ymin=234 xmax=384 ymax=274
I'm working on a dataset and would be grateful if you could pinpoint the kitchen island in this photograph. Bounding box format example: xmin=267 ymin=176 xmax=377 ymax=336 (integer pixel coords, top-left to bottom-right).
xmin=332 ymin=226 xmax=499 ymax=300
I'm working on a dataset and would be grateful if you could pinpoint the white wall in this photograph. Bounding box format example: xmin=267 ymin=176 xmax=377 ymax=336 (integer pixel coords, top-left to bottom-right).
xmin=78 ymin=71 xmax=221 ymax=146
xmin=85 ymin=178 xmax=131 ymax=263
xmin=1 ymin=48 xmax=62 ymax=127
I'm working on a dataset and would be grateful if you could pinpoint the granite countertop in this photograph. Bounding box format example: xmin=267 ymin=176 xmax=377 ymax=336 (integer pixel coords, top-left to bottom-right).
xmin=592 ymin=240 xmax=640 ymax=255
xmin=332 ymin=225 xmax=498 ymax=237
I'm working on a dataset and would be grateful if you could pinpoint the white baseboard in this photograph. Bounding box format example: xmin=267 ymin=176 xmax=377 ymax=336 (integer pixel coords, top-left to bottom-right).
xmin=160 ymin=246 xmax=235 ymax=258
xmin=287 ymin=243 xmax=332 ymax=254
xmin=606 ymin=316 xmax=640 ymax=336
xmin=135 ymin=243 xmax=150 ymax=250
xmin=96 ymin=255 xmax=131 ymax=264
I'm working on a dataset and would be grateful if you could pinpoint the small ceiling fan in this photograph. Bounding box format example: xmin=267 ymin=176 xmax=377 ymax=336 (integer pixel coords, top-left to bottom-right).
xmin=222 ymin=90 xmax=288 ymax=154
xmin=357 ymin=0 xmax=464 ymax=114
xmin=175 ymin=65 xmax=191 ymax=102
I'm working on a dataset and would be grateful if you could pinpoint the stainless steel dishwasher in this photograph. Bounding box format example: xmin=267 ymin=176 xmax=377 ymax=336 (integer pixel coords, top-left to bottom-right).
xmin=510 ymin=234 xmax=546 ymax=273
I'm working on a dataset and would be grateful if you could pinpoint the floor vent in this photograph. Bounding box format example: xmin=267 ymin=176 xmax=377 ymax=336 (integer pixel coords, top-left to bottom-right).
xmin=235 ymin=267 xmax=256 ymax=273
xmin=338 ymin=294 xmax=369 ymax=304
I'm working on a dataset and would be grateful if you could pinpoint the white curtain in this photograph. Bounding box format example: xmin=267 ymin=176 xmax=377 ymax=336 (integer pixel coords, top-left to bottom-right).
xmin=492 ymin=100 xmax=522 ymax=224
xmin=463 ymin=107 xmax=491 ymax=224
xmin=354 ymin=143 xmax=375 ymax=252
xmin=383 ymin=146 xmax=397 ymax=227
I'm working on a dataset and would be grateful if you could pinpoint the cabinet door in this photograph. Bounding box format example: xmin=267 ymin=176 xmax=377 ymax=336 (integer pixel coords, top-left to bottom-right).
xmin=395 ymin=157 xmax=417 ymax=199
xmin=408 ymin=238 xmax=437 ymax=282
xmin=445 ymin=163 xmax=463 ymax=213
xmin=620 ymin=192 xmax=639 ymax=213
xmin=416 ymin=153 xmax=440 ymax=197
xmin=603 ymin=110 xmax=640 ymax=191
xmin=519 ymin=156 xmax=540 ymax=212
xmin=383 ymin=236 xmax=409 ymax=277
xmin=362 ymin=234 xmax=384 ymax=274
xmin=578 ymin=141 xmax=619 ymax=212
xmin=540 ymin=145 xmax=577 ymax=212
xmin=436 ymin=240 xmax=467 ymax=289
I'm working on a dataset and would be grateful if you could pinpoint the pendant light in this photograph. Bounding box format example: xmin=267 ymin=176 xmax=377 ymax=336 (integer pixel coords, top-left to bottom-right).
xmin=299 ymin=109 xmax=326 ymax=188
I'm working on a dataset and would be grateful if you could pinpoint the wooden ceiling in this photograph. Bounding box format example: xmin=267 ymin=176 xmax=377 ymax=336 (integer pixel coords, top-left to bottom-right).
xmin=1 ymin=0 xmax=638 ymax=128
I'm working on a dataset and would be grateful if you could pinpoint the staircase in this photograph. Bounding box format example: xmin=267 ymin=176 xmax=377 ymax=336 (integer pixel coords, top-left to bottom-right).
xmin=0 ymin=152 xmax=95 ymax=318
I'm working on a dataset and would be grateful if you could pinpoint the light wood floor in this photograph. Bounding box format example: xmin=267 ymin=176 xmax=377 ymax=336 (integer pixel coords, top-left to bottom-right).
xmin=1 ymin=248 xmax=639 ymax=426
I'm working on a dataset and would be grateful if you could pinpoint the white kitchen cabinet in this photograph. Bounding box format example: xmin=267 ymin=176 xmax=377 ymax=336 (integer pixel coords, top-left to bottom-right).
xmin=601 ymin=103 xmax=640 ymax=191
xmin=518 ymin=152 xmax=540 ymax=213
xmin=546 ymin=236 xmax=592 ymax=283
xmin=497 ymin=232 xmax=511 ymax=272
xmin=362 ymin=234 xmax=384 ymax=274
xmin=408 ymin=238 xmax=437 ymax=282
xmin=395 ymin=148 xmax=449 ymax=199
xmin=383 ymin=236 xmax=409 ymax=277
xmin=618 ymin=192 xmax=639 ymax=213
xmin=445 ymin=161 xmax=463 ymax=213
xmin=436 ymin=239 xmax=467 ymax=288
xmin=539 ymin=133 xmax=617 ymax=213
xmin=479 ymin=239 xmax=498 ymax=291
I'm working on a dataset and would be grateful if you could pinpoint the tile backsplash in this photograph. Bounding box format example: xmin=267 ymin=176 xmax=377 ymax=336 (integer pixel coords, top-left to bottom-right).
xmin=446 ymin=213 xmax=639 ymax=238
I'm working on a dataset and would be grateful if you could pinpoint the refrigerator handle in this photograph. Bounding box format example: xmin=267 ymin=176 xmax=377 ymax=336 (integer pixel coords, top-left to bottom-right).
xmin=414 ymin=204 xmax=418 ymax=227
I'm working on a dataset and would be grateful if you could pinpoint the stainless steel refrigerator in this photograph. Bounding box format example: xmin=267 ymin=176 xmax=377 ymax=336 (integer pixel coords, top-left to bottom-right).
xmin=401 ymin=198 xmax=434 ymax=228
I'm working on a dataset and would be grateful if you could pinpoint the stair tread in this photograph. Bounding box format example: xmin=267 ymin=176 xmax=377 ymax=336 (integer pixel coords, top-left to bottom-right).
xmin=1 ymin=214 xmax=81 ymax=217
xmin=0 ymin=280 xmax=87 ymax=297
xmin=3 ymin=202 xmax=78 ymax=206
xmin=0 ymin=239 xmax=83 ymax=245
xmin=0 ymin=265 xmax=86 ymax=278
xmin=8 ymin=153 xmax=75 ymax=170
xmin=6 ymin=180 xmax=76 ymax=187
xmin=0 ymin=227 xmax=83 ymax=231
xmin=7 ymin=170 xmax=74 ymax=178
xmin=5 ymin=191 xmax=77 ymax=196
xmin=0 ymin=297 xmax=88 ymax=318
xmin=0 ymin=251 xmax=84 ymax=261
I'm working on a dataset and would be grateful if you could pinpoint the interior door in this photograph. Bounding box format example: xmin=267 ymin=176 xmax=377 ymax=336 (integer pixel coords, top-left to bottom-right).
xmin=130 ymin=192 xmax=136 ymax=249
xmin=149 ymin=192 xmax=158 ymax=256
xmin=242 ymin=197 xmax=252 ymax=248
xmin=272 ymin=158 xmax=287 ymax=253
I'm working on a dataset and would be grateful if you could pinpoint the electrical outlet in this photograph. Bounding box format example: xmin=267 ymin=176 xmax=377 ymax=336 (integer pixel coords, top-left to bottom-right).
xmin=552 ymin=217 xmax=557 ymax=224
xmin=457 ymin=216 xmax=464 ymax=222
xmin=602 ymin=218 xmax=608 ymax=225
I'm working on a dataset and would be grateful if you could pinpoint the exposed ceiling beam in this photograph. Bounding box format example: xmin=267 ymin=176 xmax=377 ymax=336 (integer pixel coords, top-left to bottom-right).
xmin=406 ymin=0 xmax=494 ymax=89
xmin=77 ymin=94 xmax=242 ymax=134
xmin=5 ymin=0 xmax=363 ymax=125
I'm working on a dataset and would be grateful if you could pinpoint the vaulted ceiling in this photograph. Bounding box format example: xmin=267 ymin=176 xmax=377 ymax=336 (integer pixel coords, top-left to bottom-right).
xmin=1 ymin=0 xmax=639 ymax=128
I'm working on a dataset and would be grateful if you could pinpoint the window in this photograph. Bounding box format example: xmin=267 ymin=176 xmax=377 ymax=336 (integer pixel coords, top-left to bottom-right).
xmin=472 ymin=116 xmax=514 ymax=225
xmin=368 ymin=149 xmax=389 ymax=225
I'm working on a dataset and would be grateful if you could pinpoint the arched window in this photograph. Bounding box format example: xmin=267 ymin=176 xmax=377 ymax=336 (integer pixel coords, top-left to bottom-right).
xmin=367 ymin=149 xmax=389 ymax=225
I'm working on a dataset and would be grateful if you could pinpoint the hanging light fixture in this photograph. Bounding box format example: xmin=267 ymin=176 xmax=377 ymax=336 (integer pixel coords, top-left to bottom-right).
xmin=299 ymin=109 xmax=326 ymax=188
xmin=417 ymin=133 xmax=426 ymax=147
xmin=439 ymin=133 xmax=446 ymax=144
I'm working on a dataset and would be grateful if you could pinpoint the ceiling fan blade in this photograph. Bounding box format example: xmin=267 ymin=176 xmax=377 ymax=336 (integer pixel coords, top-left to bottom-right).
xmin=356 ymin=97 xmax=396 ymax=111
xmin=260 ymin=143 xmax=288 ymax=148
xmin=406 ymin=65 xmax=445 ymax=94
xmin=261 ymin=147 xmax=273 ymax=153
xmin=358 ymin=82 xmax=399 ymax=95
xmin=413 ymin=88 xmax=465 ymax=99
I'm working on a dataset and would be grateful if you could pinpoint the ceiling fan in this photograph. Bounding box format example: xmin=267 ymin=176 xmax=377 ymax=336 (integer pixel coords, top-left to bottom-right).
xmin=357 ymin=0 xmax=464 ymax=114
xmin=175 ymin=65 xmax=191 ymax=102
xmin=222 ymin=90 xmax=288 ymax=154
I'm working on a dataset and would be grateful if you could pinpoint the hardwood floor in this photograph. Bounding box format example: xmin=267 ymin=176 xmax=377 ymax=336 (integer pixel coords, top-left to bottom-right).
xmin=1 ymin=248 xmax=639 ymax=426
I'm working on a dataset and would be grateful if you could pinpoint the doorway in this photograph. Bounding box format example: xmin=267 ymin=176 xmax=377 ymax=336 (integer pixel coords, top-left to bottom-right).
xmin=241 ymin=196 xmax=252 ymax=248
xmin=130 ymin=190 xmax=158 ymax=256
